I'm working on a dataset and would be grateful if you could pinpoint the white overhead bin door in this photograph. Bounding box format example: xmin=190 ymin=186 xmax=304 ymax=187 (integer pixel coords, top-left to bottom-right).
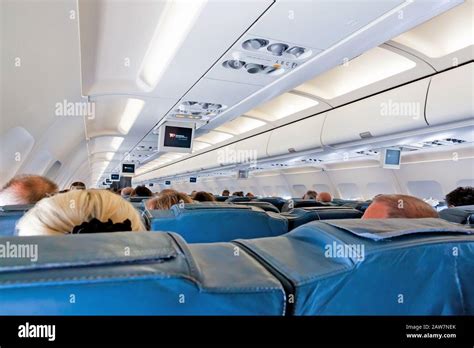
xmin=425 ymin=63 xmax=474 ymax=126
xmin=267 ymin=113 xmax=326 ymax=156
xmin=321 ymin=78 xmax=430 ymax=147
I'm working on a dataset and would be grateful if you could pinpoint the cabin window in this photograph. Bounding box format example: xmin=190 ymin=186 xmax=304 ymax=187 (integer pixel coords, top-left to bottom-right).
xmin=456 ymin=179 xmax=474 ymax=187
xmin=313 ymin=184 xmax=330 ymax=193
xmin=337 ymin=183 xmax=362 ymax=200
xmin=366 ymin=182 xmax=395 ymax=198
xmin=406 ymin=180 xmax=444 ymax=200
xmin=292 ymin=184 xmax=307 ymax=197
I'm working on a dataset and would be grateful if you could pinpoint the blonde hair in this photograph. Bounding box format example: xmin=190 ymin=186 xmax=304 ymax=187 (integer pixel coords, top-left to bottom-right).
xmin=17 ymin=189 xmax=146 ymax=236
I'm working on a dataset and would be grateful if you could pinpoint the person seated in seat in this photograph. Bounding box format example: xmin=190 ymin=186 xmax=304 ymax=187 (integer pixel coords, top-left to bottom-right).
xmin=317 ymin=192 xmax=332 ymax=203
xmin=131 ymin=185 xmax=153 ymax=197
xmin=445 ymin=186 xmax=474 ymax=207
xmin=16 ymin=189 xmax=146 ymax=236
xmin=146 ymin=189 xmax=193 ymax=210
xmin=246 ymin=192 xmax=255 ymax=198
xmin=302 ymin=190 xmax=317 ymax=200
xmin=362 ymin=194 xmax=438 ymax=219
xmin=221 ymin=189 xmax=230 ymax=197
xmin=193 ymin=191 xmax=216 ymax=202
xmin=232 ymin=191 xmax=244 ymax=197
xmin=0 ymin=174 xmax=58 ymax=206
xmin=70 ymin=181 xmax=86 ymax=190
xmin=121 ymin=186 xmax=133 ymax=197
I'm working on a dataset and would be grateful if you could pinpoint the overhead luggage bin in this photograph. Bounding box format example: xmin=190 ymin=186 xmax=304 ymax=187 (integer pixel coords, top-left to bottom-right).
xmin=236 ymin=218 xmax=474 ymax=315
xmin=321 ymin=78 xmax=430 ymax=147
xmin=0 ymin=232 xmax=285 ymax=315
xmin=145 ymin=203 xmax=288 ymax=243
xmin=267 ymin=113 xmax=326 ymax=157
xmin=425 ymin=62 xmax=474 ymax=126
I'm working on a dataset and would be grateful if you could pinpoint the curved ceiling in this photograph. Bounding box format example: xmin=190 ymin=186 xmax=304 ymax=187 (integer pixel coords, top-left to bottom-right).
xmin=1 ymin=0 xmax=471 ymax=188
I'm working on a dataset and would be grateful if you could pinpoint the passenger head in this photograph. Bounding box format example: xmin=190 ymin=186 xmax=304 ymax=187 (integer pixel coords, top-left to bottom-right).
xmin=222 ymin=189 xmax=230 ymax=197
xmin=362 ymin=194 xmax=438 ymax=219
xmin=445 ymin=186 xmax=474 ymax=207
xmin=302 ymin=190 xmax=317 ymax=200
xmin=146 ymin=189 xmax=193 ymax=210
xmin=232 ymin=191 xmax=244 ymax=197
xmin=132 ymin=185 xmax=153 ymax=197
xmin=193 ymin=191 xmax=216 ymax=202
xmin=245 ymin=192 xmax=255 ymax=198
xmin=121 ymin=187 xmax=133 ymax=197
xmin=0 ymin=175 xmax=58 ymax=206
xmin=317 ymin=192 xmax=332 ymax=203
xmin=70 ymin=181 xmax=86 ymax=190
xmin=16 ymin=189 xmax=146 ymax=236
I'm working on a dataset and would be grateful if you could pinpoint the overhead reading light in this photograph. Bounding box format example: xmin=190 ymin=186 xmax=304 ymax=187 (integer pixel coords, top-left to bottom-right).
xmin=242 ymin=38 xmax=269 ymax=51
xmin=118 ymin=98 xmax=145 ymax=134
xmin=138 ymin=0 xmax=207 ymax=90
xmin=267 ymin=43 xmax=289 ymax=56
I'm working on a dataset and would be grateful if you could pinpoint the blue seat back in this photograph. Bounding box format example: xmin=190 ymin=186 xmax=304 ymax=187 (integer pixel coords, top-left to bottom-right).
xmin=232 ymin=201 xmax=280 ymax=213
xmin=0 ymin=204 xmax=34 ymax=236
xmin=281 ymin=199 xmax=331 ymax=212
xmin=213 ymin=195 xmax=229 ymax=202
xmin=237 ymin=218 xmax=474 ymax=315
xmin=439 ymin=205 xmax=474 ymax=225
xmin=146 ymin=203 xmax=288 ymax=243
xmin=281 ymin=207 xmax=363 ymax=230
xmin=0 ymin=232 xmax=285 ymax=315
xmin=255 ymin=197 xmax=287 ymax=212
xmin=226 ymin=196 xmax=251 ymax=203
xmin=128 ymin=196 xmax=152 ymax=203
xmin=303 ymin=206 xmax=363 ymax=219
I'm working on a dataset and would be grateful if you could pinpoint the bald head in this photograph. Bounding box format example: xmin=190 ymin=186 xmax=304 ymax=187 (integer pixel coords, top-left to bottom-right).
xmin=317 ymin=192 xmax=332 ymax=203
xmin=121 ymin=187 xmax=133 ymax=197
xmin=362 ymin=194 xmax=438 ymax=219
xmin=0 ymin=175 xmax=58 ymax=206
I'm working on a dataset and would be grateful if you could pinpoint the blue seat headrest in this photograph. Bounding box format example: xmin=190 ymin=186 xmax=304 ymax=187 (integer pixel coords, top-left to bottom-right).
xmin=439 ymin=205 xmax=474 ymax=225
xmin=146 ymin=203 xmax=287 ymax=243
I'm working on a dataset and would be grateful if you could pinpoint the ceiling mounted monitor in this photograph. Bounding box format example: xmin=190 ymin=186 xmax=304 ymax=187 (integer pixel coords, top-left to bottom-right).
xmin=237 ymin=169 xmax=249 ymax=180
xmin=190 ymin=177 xmax=197 ymax=183
xmin=121 ymin=163 xmax=136 ymax=176
xmin=381 ymin=148 xmax=401 ymax=169
xmin=158 ymin=122 xmax=194 ymax=153
xmin=110 ymin=173 xmax=120 ymax=181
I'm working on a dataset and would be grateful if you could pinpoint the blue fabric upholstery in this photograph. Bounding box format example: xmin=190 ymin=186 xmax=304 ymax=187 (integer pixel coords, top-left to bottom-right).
xmin=439 ymin=205 xmax=474 ymax=225
xmin=302 ymin=206 xmax=363 ymax=219
xmin=280 ymin=207 xmax=362 ymax=230
xmin=225 ymin=196 xmax=251 ymax=203
xmin=255 ymin=197 xmax=287 ymax=212
xmin=213 ymin=195 xmax=229 ymax=202
xmin=128 ymin=196 xmax=152 ymax=203
xmin=281 ymin=199 xmax=331 ymax=212
xmin=1 ymin=219 xmax=472 ymax=315
xmin=0 ymin=204 xmax=33 ymax=237
xmin=0 ymin=232 xmax=285 ymax=315
xmin=146 ymin=203 xmax=288 ymax=243
xmin=237 ymin=218 xmax=474 ymax=315
xmin=232 ymin=201 xmax=280 ymax=213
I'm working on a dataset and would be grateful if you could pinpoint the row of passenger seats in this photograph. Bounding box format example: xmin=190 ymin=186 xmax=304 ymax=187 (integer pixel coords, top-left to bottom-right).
xmin=2 ymin=200 xmax=473 ymax=242
xmin=1 ymin=218 xmax=472 ymax=315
